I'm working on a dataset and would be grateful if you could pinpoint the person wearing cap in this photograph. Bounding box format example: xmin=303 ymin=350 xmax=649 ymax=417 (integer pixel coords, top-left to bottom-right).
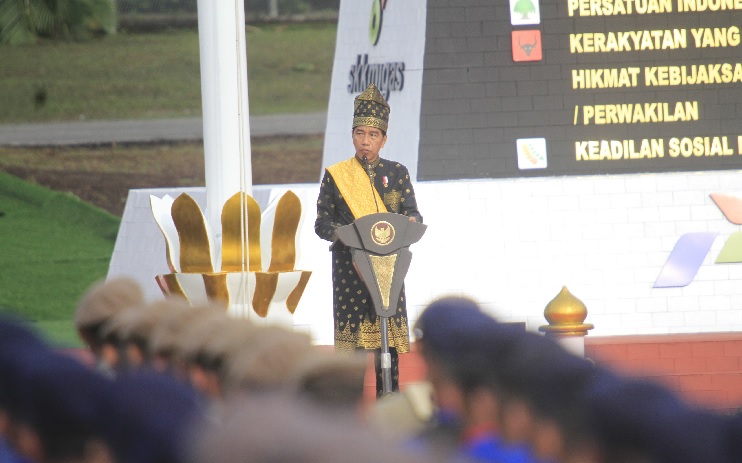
xmin=173 ymin=312 xmax=232 ymax=400
xmin=222 ymin=325 xmax=315 ymax=397
xmin=101 ymin=370 xmax=205 ymax=463
xmin=482 ymin=331 xmax=596 ymax=463
xmin=315 ymin=83 xmax=423 ymax=398
xmin=0 ymin=315 xmax=52 ymax=463
xmin=148 ymin=302 xmax=219 ymax=377
xmin=97 ymin=306 xmax=145 ymax=375
xmin=74 ymin=277 xmax=145 ymax=376
xmin=190 ymin=393 xmax=432 ymax=463
xmin=100 ymin=299 xmax=176 ymax=373
xmin=286 ymin=348 xmax=368 ymax=413
xmin=412 ymin=296 xmax=542 ymax=463
xmin=580 ymin=370 xmax=735 ymax=463
xmin=4 ymin=344 xmax=115 ymax=463
xmin=410 ymin=296 xmax=481 ymax=458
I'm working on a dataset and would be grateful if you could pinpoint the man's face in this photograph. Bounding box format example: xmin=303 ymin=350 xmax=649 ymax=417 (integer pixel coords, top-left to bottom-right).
xmin=352 ymin=126 xmax=387 ymax=163
xmin=421 ymin=353 xmax=465 ymax=416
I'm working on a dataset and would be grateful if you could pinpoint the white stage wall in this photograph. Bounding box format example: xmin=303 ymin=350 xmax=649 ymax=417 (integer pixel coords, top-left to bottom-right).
xmin=108 ymin=169 xmax=742 ymax=346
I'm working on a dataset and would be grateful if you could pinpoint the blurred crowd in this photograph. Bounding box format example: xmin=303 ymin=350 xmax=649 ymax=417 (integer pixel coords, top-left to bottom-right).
xmin=1 ymin=277 xmax=741 ymax=463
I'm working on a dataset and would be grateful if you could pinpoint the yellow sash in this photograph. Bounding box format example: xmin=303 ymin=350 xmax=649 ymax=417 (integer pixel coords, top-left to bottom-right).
xmin=327 ymin=157 xmax=387 ymax=219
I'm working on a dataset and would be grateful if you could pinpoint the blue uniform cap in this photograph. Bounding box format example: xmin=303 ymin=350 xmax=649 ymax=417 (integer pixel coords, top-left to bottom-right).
xmin=101 ymin=370 xmax=206 ymax=463
xmin=0 ymin=314 xmax=51 ymax=411
xmin=15 ymin=350 xmax=113 ymax=460
xmin=584 ymin=373 xmax=731 ymax=463
xmin=483 ymin=330 xmax=595 ymax=433
xmin=414 ymin=296 xmax=520 ymax=363
xmin=414 ymin=296 xmax=525 ymax=390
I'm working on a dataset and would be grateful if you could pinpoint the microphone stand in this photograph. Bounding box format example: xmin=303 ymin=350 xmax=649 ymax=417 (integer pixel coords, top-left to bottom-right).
xmin=363 ymin=155 xmax=391 ymax=395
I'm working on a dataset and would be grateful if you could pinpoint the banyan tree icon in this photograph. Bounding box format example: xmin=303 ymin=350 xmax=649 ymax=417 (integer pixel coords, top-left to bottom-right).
xmin=150 ymin=190 xmax=311 ymax=320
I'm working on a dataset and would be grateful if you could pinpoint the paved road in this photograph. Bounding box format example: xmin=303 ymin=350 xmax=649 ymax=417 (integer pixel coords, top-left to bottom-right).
xmin=0 ymin=111 xmax=327 ymax=146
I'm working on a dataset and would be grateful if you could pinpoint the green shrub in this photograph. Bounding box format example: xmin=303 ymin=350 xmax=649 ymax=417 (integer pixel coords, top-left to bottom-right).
xmin=0 ymin=0 xmax=116 ymax=45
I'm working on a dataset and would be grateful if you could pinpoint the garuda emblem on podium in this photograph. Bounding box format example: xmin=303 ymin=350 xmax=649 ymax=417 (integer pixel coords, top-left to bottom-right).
xmin=371 ymin=221 xmax=394 ymax=246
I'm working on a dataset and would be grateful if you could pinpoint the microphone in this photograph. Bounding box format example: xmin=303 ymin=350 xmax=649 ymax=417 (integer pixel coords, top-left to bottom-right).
xmin=362 ymin=155 xmax=380 ymax=213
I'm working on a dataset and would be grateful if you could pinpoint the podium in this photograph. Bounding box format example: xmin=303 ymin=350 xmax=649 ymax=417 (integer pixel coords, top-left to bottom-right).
xmin=335 ymin=212 xmax=427 ymax=396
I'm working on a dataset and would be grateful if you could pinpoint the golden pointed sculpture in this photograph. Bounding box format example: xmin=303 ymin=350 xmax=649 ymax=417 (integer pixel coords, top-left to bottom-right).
xmin=151 ymin=190 xmax=311 ymax=320
xmin=539 ymin=286 xmax=594 ymax=337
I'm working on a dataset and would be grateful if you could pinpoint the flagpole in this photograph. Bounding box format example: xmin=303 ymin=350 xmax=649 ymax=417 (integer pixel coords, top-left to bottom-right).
xmin=196 ymin=0 xmax=253 ymax=314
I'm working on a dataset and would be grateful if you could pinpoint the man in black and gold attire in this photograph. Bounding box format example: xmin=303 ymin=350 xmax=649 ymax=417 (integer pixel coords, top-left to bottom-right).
xmin=315 ymin=83 xmax=423 ymax=398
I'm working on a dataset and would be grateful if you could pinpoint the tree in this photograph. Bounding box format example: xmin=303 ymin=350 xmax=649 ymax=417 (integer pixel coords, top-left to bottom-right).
xmin=513 ymin=0 xmax=536 ymax=19
xmin=0 ymin=0 xmax=116 ymax=45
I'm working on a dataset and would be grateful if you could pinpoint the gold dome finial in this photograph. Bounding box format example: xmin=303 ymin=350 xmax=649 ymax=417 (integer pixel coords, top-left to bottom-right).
xmin=539 ymin=286 xmax=594 ymax=337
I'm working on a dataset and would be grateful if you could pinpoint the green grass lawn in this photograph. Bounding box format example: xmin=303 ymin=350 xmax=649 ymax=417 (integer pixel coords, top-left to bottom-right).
xmin=0 ymin=22 xmax=336 ymax=123
xmin=0 ymin=23 xmax=335 ymax=345
xmin=0 ymin=172 xmax=119 ymax=346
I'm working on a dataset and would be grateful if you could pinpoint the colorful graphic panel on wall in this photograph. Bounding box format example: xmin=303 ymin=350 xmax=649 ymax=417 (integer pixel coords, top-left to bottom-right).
xmin=418 ymin=0 xmax=742 ymax=180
